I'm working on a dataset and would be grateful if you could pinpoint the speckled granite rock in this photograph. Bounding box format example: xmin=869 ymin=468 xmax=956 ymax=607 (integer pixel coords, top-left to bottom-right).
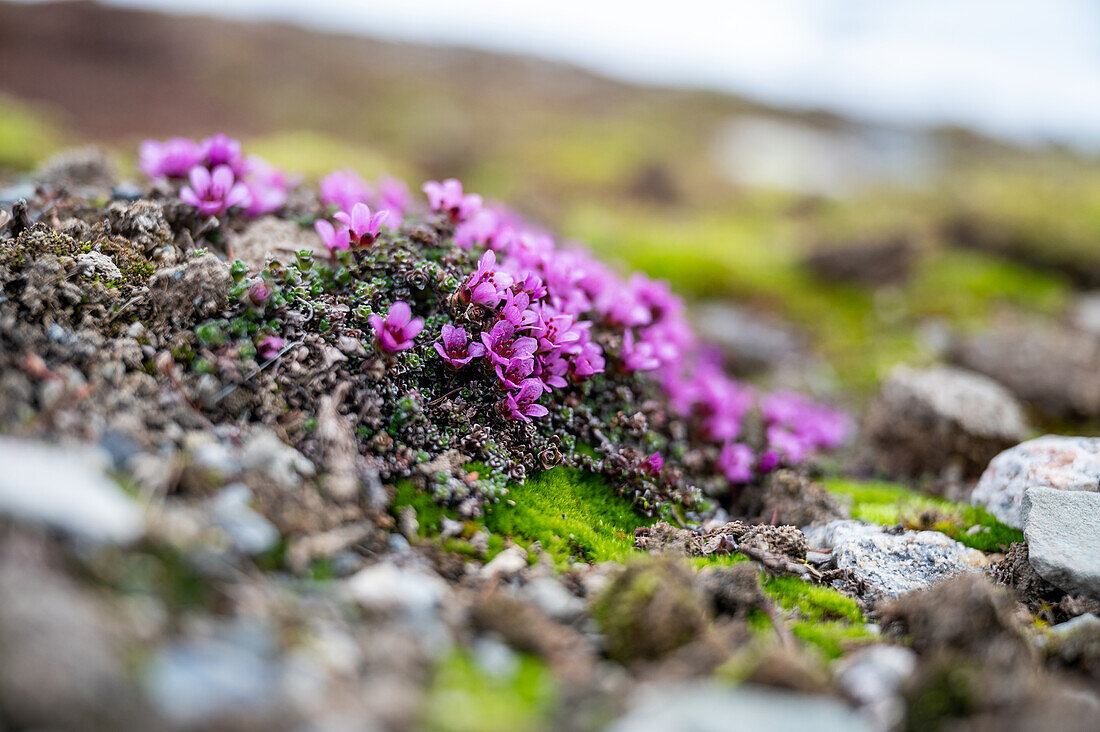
xmin=804 ymin=520 xmax=988 ymax=601
xmin=973 ymin=436 xmax=1100 ymax=529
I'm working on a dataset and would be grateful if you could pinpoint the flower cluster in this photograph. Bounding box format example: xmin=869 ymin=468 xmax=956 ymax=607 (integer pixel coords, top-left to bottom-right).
xmin=368 ymin=301 xmax=423 ymax=353
xmin=417 ymin=177 xmax=850 ymax=479
xmin=140 ymin=134 xmax=292 ymax=217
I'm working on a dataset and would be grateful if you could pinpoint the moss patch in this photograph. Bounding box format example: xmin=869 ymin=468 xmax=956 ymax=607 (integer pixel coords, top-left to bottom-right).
xmin=824 ymin=477 xmax=1023 ymax=552
xmin=423 ymin=650 xmax=556 ymax=732
xmin=482 ymin=467 xmax=651 ymax=567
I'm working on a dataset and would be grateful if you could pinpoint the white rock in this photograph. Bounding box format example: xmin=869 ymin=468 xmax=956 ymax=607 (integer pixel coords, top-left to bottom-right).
xmin=835 ymin=645 xmax=917 ymax=731
xmin=75 ymin=251 xmax=122 ymax=280
xmin=522 ymin=576 xmax=585 ymax=622
xmin=973 ymin=435 xmax=1100 ymax=529
xmin=480 ymin=546 xmax=529 ymax=580
xmin=805 ymin=520 xmax=987 ymax=601
xmin=345 ymin=563 xmax=447 ymax=619
xmin=240 ymin=428 xmax=315 ymax=488
xmin=1022 ymin=487 xmax=1100 ymax=600
xmin=0 ymin=438 xmax=143 ymax=544
xmin=608 ymin=683 xmax=872 ymax=732
xmin=209 ymin=484 xmax=280 ymax=556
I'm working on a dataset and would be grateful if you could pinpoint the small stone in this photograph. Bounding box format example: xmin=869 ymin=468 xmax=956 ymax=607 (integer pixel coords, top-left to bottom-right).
xmin=805 ymin=520 xmax=988 ymax=601
xmin=522 ymin=576 xmax=585 ymax=622
xmin=240 ymin=428 xmax=315 ymax=488
xmin=346 ymin=563 xmax=448 ymax=621
xmin=471 ymin=635 xmax=520 ymax=679
xmin=607 ymin=683 xmax=871 ymax=732
xmin=75 ymin=251 xmax=122 ymax=281
xmin=0 ymin=438 xmax=143 ymax=544
xmin=973 ymin=435 xmax=1100 ymax=529
xmin=481 ymin=546 xmax=529 ymax=580
xmin=834 ymin=645 xmax=917 ymax=731
xmin=146 ymin=628 xmax=283 ymax=727
xmin=209 ymin=484 xmax=280 ymax=556
xmin=1022 ymin=487 xmax=1100 ymax=601
xmin=147 ymin=252 xmax=232 ymax=327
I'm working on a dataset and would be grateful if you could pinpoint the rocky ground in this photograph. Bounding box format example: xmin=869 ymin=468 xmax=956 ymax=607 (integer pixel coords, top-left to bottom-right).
xmin=1 ymin=150 xmax=1099 ymax=732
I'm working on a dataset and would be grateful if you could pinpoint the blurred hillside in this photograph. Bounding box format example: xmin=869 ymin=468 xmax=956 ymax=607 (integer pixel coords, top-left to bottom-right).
xmin=3 ymin=0 xmax=1100 ymax=402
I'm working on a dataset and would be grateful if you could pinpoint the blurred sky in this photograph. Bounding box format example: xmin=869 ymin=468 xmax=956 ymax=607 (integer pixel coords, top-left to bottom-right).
xmin=27 ymin=0 xmax=1100 ymax=149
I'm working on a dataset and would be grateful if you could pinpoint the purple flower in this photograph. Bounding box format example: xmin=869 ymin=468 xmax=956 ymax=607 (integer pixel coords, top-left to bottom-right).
xmin=717 ymin=443 xmax=754 ymax=484
xmin=502 ymin=378 xmax=549 ymax=422
xmin=530 ymin=307 xmax=581 ymax=354
xmin=533 ymin=351 xmax=569 ymax=391
xmin=454 ymin=209 xmax=499 ymax=249
xmin=761 ymin=391 xmax=850 ymax=452
xmin=756 ymin=450 xmax=781 ymax=474
xmin=460 ymin=250 xmax=514 ymax=307
xmin=314 ymin=219 xmax=351 ymax=259
xmin=334 ymin=203 xmax=388 ymax=248
xmin=480 ymin=320 xmax=537 ymax=367
xmin=376 ymin=176 xmax=410 ymax=227
xmin=180 ymin=164 xmax=251 ymax=216
xmin=495 ymin=357 xmax=535 ymax=391
xmin=257 ymin=336 xmax=285 ymax=360
xmin=499 ymin=290 xmax=537 ymax=329
xmin=621 ymin=329 xmax=661 ymax=373
xmin=200 ymin=134 xmax=244 ymax=172
xmin=241 ymin=156 xmax=289 ymax=217
xmin=247 ymin=281 xmax=272 ymax=307
xmin=139 ymin=137 xmax=202 ymax=179
xmin=320 ymin=169 xmax=372 ymax=213
xmin=423 ymin=178 xmax=482 ymax=223
xmin=642 ymin=451 xmax=664 ymax=475
xmin=368 ymin=301 xmax=424 ymax=353
xmin=433 ymin=324 xmax=485 ymax=367
xmin=766 ymin=425 xmax=809 ymax=465
xmin=570 ymin=340 xmax=605 ymax=381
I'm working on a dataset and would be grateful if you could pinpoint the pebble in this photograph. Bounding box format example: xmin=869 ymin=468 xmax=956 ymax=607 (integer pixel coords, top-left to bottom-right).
xmin=480 ymin=545 xmax=529 ymax=580
xmin=146 ymin=626 xmax=282 ymax=727
xmin=973 ymin=435 xmax=1100 ymax=529
xmin=607 ymin=683 xmax=872 ymax=732
xmin=1022 ymin=487 xmax=1100 ymax=600
xmin=522 ymin=576 xmax=585 ymax=622
xmin=346 ymin=562 xmax=448 ymax=620
xmin=240 ymin=428 xmax=315 ymax=488
xmin=805 ymin=520 xmax=987 ymax=601
xmin=75 ymin=251 xmax=122 ymax=281
xmin=209 ymin=484 xmax=280 ymax=556
xmin=0 ymin=438 xmax=144 ymax=544
xmin=834 ymin=644 xmax=917 ymax=731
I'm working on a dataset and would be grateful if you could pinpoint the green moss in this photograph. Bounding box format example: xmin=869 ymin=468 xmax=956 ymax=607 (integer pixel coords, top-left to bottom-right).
xmin=423 ymin=650 xmax=556 ymax=732
xmin=789 ymin=620 xmax=875 ymax=660
xmin=763 ymin=575 xmax=864 ymax=624
xmin=824 ymin=477 xmax=1023 ymax=551
xmin=482 ymin=467 xmax=651 ymax=567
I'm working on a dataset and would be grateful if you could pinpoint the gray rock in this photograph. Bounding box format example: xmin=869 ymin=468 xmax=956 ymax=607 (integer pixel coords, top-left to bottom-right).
xmin=346 ymin=563 xmax=448 ymax=620
xmin=240 ymin=428 xmax=315 ymax=488
xmin=973 ymin=435 xmax=1100 ymax=529
xmin=146 ymin=625 xmax=284 ymax=727
xmin=835 ymin=644 xmax=917 ymax=731
xmin=1048 ymin=613 xmax=1100 ymax=638
xmin=862 ymin=365 xmax=1029 ymax=479
xmin=1022 ymin=487 xmax=1100 ymax=601
xmin=210 ymin=484 xmax=280 ymax=556
xmin=950 ymin=318 xmax=1100 ymax=417
xmin=147 ymin=252 xmax=232 ymax=327
xmin=75 ymin=251 xmax=123 ymax=280
xmin=607 ymin=683 xmax=871 ymax=732
xmin=805 ymin=520 xmax=988 ymax=601
xmin=522 ymin=576 xmax=585 ymax=622
xmin=481 ymin=545 xmax=529 ymax=580
xmin=1068 ymin=292 xmax=1100 ymax=337
xmin=0 ymin=438 xmax=144 ymax=544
